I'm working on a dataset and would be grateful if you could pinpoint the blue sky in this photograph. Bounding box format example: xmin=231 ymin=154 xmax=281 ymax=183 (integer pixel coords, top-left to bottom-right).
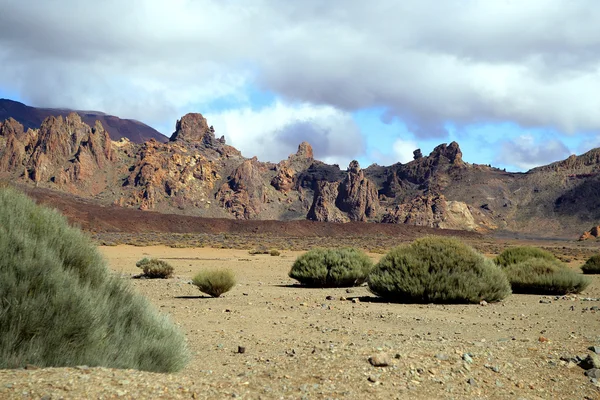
xmin=1 ymin=0 xmax=600 ymax=172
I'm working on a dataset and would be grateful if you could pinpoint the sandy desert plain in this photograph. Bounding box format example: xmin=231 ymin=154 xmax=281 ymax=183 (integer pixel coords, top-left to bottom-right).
xmin=1 ymin=234 xmax=600 ymax=400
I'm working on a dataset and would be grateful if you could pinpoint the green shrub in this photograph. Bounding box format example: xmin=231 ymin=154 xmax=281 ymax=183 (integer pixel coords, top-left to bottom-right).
xmin=581 ymin=254 xmax=600 ymax=274
xmin=0 ymin=188 xmax=188 ymax=372
xmin=136 ymin=258 xmax=174 ymax=279
xmin=192 ymin=269 xmax=236 ymax=297
xmin=288 ymin=247 xmax=373 ymax=287
xmin=503 ymin=258 xmax=590 ymax=294
xmin=269 ymin=249 xmax=281 ymax=257
xmin=368 ymin=237 xmax=511 ymax=303
xmin=494 ymin=246 xmax=556 ymax=267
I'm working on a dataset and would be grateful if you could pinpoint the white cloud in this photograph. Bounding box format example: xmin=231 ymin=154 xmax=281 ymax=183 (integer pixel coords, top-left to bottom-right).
xmin=1 ymin=0 xmax=600 ymax=144
xmin=206 ymin=101 xmax=364 ymax=165
xmin=392 ymin=139 xmax=419 ymax=164
xmin=496 ymin=134 xmax=572 ymax=171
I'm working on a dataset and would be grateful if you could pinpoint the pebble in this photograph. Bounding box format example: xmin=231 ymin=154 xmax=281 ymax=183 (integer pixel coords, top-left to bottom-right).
xmin=589 ymin=346 xmax=600 ymax=355
xmin=325 ymin=296 xmax=334 ymax=301
xmin=368 ymin=353 xmax=391 ymax=367
xmin=352 ymin=298 xmax=360 ymax=304
xmin=539 ymin=299 xmax=551 ymax=304
xmin=435 ymin=353 xmax=449 ymax=361
xmin=467 ymin=378 xmax=476 ymax=386
xmin=462 ymin=353 xmax=473 ymax=364
xmin=580 ymin=353 xmax=600 ymax=370
xmin=585 ymin=369 xmax=600 ymax=379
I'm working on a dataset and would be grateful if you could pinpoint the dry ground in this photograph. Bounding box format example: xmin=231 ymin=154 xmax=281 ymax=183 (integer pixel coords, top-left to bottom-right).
xmin=1 ymin=244 xmax=600 ymax=400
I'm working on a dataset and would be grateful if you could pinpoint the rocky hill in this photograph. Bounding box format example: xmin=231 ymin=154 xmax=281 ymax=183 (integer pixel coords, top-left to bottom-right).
xmin=0 ymin=99 xmax=166 ymax=143
xmin=1 ymin=110 xmax=599 ymax=238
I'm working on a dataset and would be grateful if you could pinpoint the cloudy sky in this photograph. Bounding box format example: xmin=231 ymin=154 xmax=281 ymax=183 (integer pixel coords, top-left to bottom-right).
xmin=1 ymin=0 xmax=599 ymax=171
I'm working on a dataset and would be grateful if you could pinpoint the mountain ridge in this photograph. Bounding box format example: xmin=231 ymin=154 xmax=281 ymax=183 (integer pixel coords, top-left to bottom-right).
xmin=1 ymin=106 xmax=599 ymax=238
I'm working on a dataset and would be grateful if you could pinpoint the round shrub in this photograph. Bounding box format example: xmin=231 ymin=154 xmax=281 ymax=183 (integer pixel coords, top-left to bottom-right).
xmin=368 ymin=237 xmax=511 ymax=303
xmin=581 ymin=254 xmax=600 ymax=274
xmin=288 ymin=247 xmax=373 ymax=287
xmin=192 ymin=269 xmax=236 ymax=297
xmin=494 ymin=246 xmax=556 ymax=267
xmin=503 ymin=258 xmax=590 ymax=294
xmin=136 ymin=257 xmax=174 ymax=278
xmin=0 ymin=188 xmax=188 ymax=372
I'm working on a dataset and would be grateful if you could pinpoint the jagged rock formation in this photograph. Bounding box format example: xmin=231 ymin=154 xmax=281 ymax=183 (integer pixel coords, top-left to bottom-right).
xmin=3 ymin=110 xmax=600 ymax=237
xmin=579 ymin=226 xmax=600 ymax=241
xmin=308 ymin=160 xmax=378 ymax=222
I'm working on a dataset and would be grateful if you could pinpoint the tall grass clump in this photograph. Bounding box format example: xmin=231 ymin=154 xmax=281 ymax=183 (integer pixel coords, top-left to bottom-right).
xmin=503 ymin=258 xmax=590 ymax=294
xmin=495 ymin=246 xmax=590 ymax=294
xmin=136 ymin=258 xmax=174 ymax=278
xmin=368 ymin=237 xmax=511 ymax=303
xmin=494 ymin=246 xmax=556 ymax=267
xmin=581 ymin=254 xmax=600 ymax=274
xmin=289 ymin=247 xmax=373 ymax=287
xmin=192 ymin=269 xmax=236 ymax=297
xmin=0 ymin=188 xmax=188 ymax=372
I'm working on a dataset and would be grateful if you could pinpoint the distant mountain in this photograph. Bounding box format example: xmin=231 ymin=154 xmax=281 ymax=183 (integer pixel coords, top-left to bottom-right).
xmin=1 ymin=110 xmax=599 ymax=238
xmin=0 ymin=98 xmax=167 ymax=143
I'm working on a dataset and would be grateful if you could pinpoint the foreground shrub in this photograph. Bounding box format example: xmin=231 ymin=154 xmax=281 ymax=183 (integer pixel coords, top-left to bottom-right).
xmin=494 ymin=246 xmax=556 ymax=267
xmin=289 ymin=247 xmax=373 ymax=287
xmin=503 ymin=258 xmax=590 ymax=294
xmin=192 ymin=269 xmax=236 ymax=297
xmin=0 ymin=188 xmax=188 ymax=372
xmin=368 ymin=237 xmax=511 ymax=303
xmin=581 ymin=254 xmax=600 ymax=274
xmin=136 ymin=258 xmax=174 ymax=278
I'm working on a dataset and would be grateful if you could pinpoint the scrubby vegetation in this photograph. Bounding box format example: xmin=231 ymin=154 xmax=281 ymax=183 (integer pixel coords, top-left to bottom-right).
xmin=192 ymin=269 xmax=236 ymax=297
xmin=0 ymin=187 xmax=188 ymax=372
xmin=269 ymin=249 xmax=281 ymax=256
xmin=136 ymin=257 xmax=174 ymax=278
xmin=494 ymin=246 xmax=556 ymax=267
xmin=581 ymin=254 xmax=600 ymax=274
xmin=289 ymin=247 xmax=374 ymax=287
xmin=368 ymin=237 xmax=511 ymax=303
xmin=495 ymin=246 xmax=590 ymax=294
xmin=502 ymin=258 xmax=590 ymax=294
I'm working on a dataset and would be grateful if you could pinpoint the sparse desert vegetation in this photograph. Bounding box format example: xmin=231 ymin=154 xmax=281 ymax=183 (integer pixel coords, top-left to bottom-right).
xmin=0 ymin=188 xmax=188 ymax=372
xmin=192 ymin=269 xmax=236 ymax=297
xmin=368 ymin=237 xmax=511 ymax=303
xmin=582 ymin=254 xmax=600 ymax=274
xmin=496 ymin=246 xmax=590 ymax=294
xmin=136 ymin=257 xmax=175 ymax=278
xmin=288 ymin=247 xmax=373 ymax=287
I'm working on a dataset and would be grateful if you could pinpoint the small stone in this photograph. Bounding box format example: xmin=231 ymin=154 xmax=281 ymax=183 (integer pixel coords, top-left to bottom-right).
xmin=435 ymin=353 xmax=449 ymax=361
xmin=539 ymin=299 xmax=552 ymax=304
xmin=588 ymin=346 xmax=600 ymax=355
xmin=580 ymin=353 xmax=600 ymax=370
xmin=326 ymin=296 xmax=334 ymax=300
xmin=75 ymin=365 xmax=89 ymax=370
xmin=237 ymin=346 xmax=246 ymax=354
xmin=352 ymin=298 xmax=360 ymax=304
xmin=467 ymin=378 xmax=476 ymax=386
xmin=585 ymin=369 xmax=600 ymax=379
xmin=479 ymin=300 xmax=488 ymax=306
xmin=339 ymin=296 xmax=347 ymax=301
xmin=539 ymin=336 xmax=549 ymax=343
xmin=462 ymin=353 xmax=473 ymax=364
xmin=346 ymin=288 xmax=354 ymax=294
xmin=369 ymin=353 xmax=391 ymax=367
xmin=367 ymin=376 xmax=378 ymax=383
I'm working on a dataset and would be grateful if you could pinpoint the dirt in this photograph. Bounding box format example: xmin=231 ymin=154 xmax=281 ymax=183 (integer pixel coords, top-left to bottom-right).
xmin=1 ymin=245 xmax=600 ymax=399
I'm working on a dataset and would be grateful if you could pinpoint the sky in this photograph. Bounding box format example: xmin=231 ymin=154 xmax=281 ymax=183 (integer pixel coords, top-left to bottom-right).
xmin=1 ymin=0 xmax=600 ymax=172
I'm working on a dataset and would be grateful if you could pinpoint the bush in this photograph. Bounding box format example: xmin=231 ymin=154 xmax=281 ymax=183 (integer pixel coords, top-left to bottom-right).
xmin=0 ymin=188 xmax=188 ymax=372
xmin=288 ymin=247 xmax=373 ymax=287
xmin=494 ymin=246 xmax=556 ymax=267
xmin=136 ymin=258 xmax=174 ymax=279
xmin=368 ymin=237 xmax=511 ymax=303
xmin=503 ymin=258 xmax=590 ymax=294
xmin=581 ymin=254 xmax=600 ymax=274
xmin=269 ymin=249 xmax=281 ymax=257
xmin=192 ymin=269 xmax=236 ymax=297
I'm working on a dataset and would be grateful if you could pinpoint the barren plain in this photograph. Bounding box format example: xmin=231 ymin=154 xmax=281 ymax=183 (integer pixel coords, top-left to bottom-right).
xmin=1 ymin=241 xmax=600 ymax=400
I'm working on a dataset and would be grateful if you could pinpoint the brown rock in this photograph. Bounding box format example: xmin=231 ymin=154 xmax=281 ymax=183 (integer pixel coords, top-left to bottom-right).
xmin=335 ymin=160 xmax=379 ymax=221
xmin=368 ymin=353 xmax=391 ymax=367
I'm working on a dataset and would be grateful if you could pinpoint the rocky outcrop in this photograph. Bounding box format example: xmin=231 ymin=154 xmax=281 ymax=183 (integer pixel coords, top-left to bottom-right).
xmin=271 ymin=142 xmax=315 ymax=192
xmin=579 ymin=226 xmax=600 ymax=241
xmin=307 ymin=160 xmax=379 ymax=222
xmin=216 ymin=158 xmax=269 ymax=219
xmin=307 ymin=181 xmax=349 ymax=222
xmin=335 ymin=160 xmax=379 ymax=221
xmin=381 ymin=194 xmax=479 ymax=231
xmin=169 ymin=113 xmax=241 ymax=158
